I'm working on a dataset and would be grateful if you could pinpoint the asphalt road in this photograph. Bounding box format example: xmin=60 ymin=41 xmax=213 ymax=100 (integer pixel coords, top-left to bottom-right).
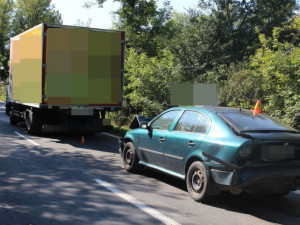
xmin=0 ymin=101 xmax=300 ymax=225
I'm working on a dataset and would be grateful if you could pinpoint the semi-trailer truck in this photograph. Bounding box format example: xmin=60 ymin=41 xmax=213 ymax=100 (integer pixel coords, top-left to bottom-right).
xmin=6 ymin=23 xmax=125 ymax=134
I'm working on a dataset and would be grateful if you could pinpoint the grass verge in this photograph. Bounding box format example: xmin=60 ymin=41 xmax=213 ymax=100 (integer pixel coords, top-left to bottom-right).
xmin=109 ymin=125 xmax=130 ymax=137
xmin=0 ymin=84 xmax=7 ymax=101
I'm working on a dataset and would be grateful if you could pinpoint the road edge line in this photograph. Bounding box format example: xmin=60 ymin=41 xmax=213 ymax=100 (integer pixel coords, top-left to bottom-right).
xmin=15 ymin=131 xmax=40 ymax=146
xmin=95 ymin=178 xmax=181 ymax=225
xmin=102 ymin=132 xmax=121 ymax=139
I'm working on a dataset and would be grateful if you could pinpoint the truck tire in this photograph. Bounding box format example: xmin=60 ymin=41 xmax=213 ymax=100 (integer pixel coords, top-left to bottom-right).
xmin=5 ymin=104 xmax=10 ymax=116
xmin=9 ymin=111 xmax=18 ymax=125
xmin=26 ymin=110 xmax=42 ymax=134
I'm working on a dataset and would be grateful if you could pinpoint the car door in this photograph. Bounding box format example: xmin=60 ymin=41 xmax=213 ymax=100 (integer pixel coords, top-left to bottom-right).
xmin=138 ymin=110 xmax=181 ymax=168
xmin=163 ymin=110 xmax=211 ymax=174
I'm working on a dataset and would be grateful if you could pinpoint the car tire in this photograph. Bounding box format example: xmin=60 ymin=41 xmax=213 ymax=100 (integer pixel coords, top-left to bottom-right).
xmin=186 ymin=161 xmax=210 ymax=202
xmin=122 ymin=142 xmax=139 ymax=172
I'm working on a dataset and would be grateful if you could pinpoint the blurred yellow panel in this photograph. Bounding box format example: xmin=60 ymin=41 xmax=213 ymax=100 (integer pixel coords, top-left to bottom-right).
xmin=20 ymin=36 xmax=42 ymax=59
xmin=12 ymin=40 xmax=21 ymax=64
xmin=12 ymin=85 xmax=20 ymax=101
xmin=23 ymin=25 xmax=43 ymax=36
xmin=12 ymin=25 xmax=42 ymax=103
xmin=20 ymin=82 xmax=41 ymax=103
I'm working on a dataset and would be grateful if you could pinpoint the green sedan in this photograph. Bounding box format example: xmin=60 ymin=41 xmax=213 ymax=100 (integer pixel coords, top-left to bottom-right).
xmin=119 ymin=107 xmax=300 ymax=202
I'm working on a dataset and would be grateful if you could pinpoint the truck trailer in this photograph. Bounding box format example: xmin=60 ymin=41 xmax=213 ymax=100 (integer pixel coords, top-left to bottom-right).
xmin=6 ymin=23 xmax=125 ymax=134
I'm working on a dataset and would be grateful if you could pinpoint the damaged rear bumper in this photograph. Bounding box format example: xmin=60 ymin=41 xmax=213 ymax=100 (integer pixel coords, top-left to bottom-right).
xmin=210 ymin=166 xmax=300 ymax=194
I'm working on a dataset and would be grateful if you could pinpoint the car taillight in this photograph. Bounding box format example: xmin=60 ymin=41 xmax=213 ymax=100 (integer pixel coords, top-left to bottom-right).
xmin=238 ymin=145 xmax=254 ymax=158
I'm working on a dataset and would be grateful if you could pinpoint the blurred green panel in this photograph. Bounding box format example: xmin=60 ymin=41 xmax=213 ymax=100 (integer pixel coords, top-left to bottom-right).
xmin=71 ymin=28 xmax=88 ymax=52
xmin=20 ymin=82 xmax=41 ymax=103
xmin=71 ymin=51 xmax=88 ymax=74
xmin=170 ymin=84 xmax=193 ymax=106
xmin=88 ymin=78 xmax=111 ymax=103
xmin=47 ymin=51 xmax=71 ymax=75
xmin=111 ymin=55 xmax=121 ymax=78
xmin=71 ymin=97 xmax=89 ymax=105
xmin=47 ymin=28 xmax=71 ymax=52
xmin=71 ymin=74 xmax=88 ymax=97
xmin=88 ymin=55 xmax=111 ymax=78
xmin=88 ymin=32 xmax=111 ymax=55
xmin=47 ymin=74 xmax=70 ymax=97
xmin=111 ymin=78 xmax=121 ymax=103
xmin=110 ymin=32 xmax=121 ymax=55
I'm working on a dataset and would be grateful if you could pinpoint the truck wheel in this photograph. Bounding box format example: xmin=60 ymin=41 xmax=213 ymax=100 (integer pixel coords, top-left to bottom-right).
xmin=5 ymin=104 xmax=10 ymax=116
xmin=26 ymin=111 xmax=42 ymax=134
xmin=122 ymin=142 xmax=139 ymax=172
xmin=186 ymin=161 xmax=210 ymax=202
xmin=9 ymin=111 xmax=18 ymax=125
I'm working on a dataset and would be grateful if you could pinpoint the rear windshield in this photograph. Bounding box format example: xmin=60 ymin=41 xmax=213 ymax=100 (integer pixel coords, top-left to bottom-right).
xmin=219 ymin=110 xmax=298 ymax=132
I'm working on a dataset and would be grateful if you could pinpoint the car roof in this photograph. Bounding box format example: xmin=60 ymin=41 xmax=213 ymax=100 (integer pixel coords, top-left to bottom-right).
xmin=171 ymin=106 xmax=252 ymax=114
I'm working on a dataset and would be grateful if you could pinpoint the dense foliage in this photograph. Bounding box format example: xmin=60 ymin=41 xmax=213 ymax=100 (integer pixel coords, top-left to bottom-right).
xmin=90 ymin=0 xmax=299 ymax=128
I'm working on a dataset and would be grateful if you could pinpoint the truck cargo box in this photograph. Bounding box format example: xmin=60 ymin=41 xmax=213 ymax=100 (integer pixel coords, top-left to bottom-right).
xmin=6 ymin=24 xmax=125 ymax=134
xmin=8 ymin=23 xmax=125 ymax=108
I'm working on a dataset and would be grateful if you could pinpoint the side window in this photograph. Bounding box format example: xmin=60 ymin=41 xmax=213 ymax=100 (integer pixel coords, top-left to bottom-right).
xmin=174 ymin=111 xmax=202 ymax=132
xmin=194 ymin=116 xmax=210 ymax=134
xmin=151 ymin=110 xmax=180 ymax=130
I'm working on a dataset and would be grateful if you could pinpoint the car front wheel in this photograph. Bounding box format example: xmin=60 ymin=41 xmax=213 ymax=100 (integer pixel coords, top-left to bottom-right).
xmin=122 ymin=142 xmax=139 ymax=172
xmin=186 ymin=161 xmax=210 ymax=202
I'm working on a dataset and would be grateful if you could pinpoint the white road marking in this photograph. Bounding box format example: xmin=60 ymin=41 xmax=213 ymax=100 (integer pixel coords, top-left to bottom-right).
xmin=15 ymin=131 xmax=40 ymax=146
xmin=95 ymin=179 xmax=181 ymax=225
xmin=102 ymin=132 xmax=121 ymax=139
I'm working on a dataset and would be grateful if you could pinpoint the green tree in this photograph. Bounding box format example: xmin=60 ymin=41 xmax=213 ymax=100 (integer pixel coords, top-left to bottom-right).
xmin=0 ymin=0 xmax=13 ymax=73
xmin=12 ymin=0 xmax=62 ymax=35
xmin=167 ymin=0 xmax=298 ymax=82
xmin=86 ymin=0 xmax=172 ymax=57
xmin=112 ymin=48 xmax=181 ymax=125
xmin=219 ymin=15 xmax=300 ymax=128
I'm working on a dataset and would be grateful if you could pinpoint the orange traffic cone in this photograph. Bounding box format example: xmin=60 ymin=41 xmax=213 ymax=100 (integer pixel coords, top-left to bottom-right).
xmin=80 ymin=136 xmax=86 ymax=144
xmin=253 ymin=100 xmax=262 ymax=116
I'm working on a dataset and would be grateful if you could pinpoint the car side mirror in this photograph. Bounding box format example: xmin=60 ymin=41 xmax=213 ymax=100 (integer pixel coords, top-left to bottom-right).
xmin=140 ymin=122 xmax=148 ymax=129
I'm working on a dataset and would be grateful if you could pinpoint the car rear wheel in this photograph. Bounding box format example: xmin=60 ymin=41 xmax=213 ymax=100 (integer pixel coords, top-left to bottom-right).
xmin=122 ymin=142 xmax=139 ymax=172
xmin=186 ymin=161 xmax=209 ymax=202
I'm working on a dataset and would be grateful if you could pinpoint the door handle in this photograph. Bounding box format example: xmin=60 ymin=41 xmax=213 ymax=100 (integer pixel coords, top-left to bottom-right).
xmin=159 ymin=137 xmax=165 ymax=142
xmin=188 ymin=141 xmax=195 ymax=146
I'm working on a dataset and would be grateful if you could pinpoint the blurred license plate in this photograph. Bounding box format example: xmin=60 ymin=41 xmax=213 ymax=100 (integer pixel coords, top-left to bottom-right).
xmin=261 ymin=145 xmax=295 ymax=161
